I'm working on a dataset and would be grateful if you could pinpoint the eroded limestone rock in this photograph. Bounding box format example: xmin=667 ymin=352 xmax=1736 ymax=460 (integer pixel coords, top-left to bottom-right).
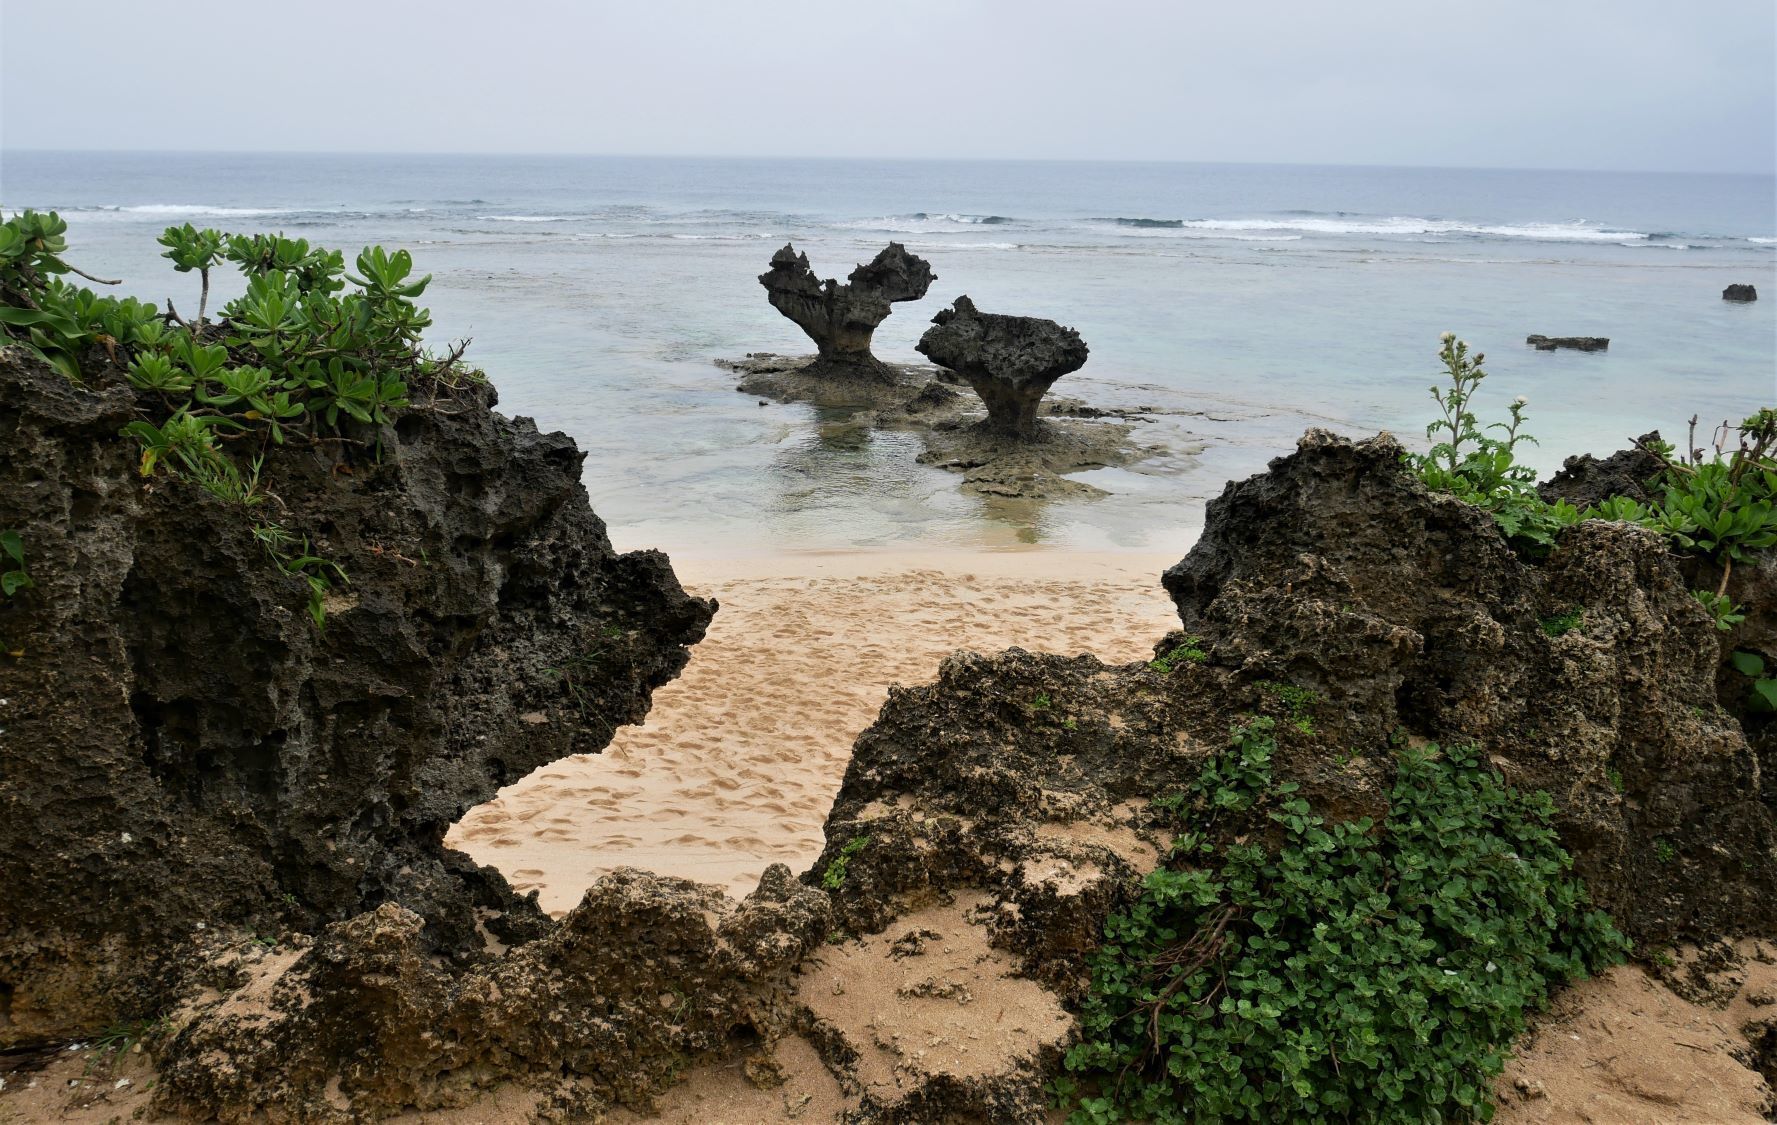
xmin=154 ymin=864 xmax=831 ymax=1120
xmin=0 ymin=346 xmax=714 ymax=1045
xmin=915 ymin=295 xmax=1089 ymax=438
xmin=759 ymin=243 xmax=934 ymax=381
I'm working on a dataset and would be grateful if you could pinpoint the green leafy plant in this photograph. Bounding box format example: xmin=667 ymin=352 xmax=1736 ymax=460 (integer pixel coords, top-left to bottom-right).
xmin=1693 ymin=590 xmax=1746 ymax=632
xmin=1031 ymin=692 xmax=1053 ymax=711
xmin=1728 ymin=650 xmax=1777 ymax=714
xmin=1407 ymin=335 xmax=1587 ymax=555
xmin=1256 ymin=679 xmax=1323 ymax=735
xmin=157 ymin=223 xmax=226 ymax=326
xmin=821 ymin=835 xmax=871 ymax=891
xmin=1411 ymin=337 xmax=1777 ymax=587
xmin=1653 ymin=838 xmax=1678 ymax=864
xmin=0 ymin=212 xmax=490 ymax=631
xmin=1540 ymin=608 xmax=1584 ymax=638
xmin=1151 ymin=636 xmax=1208 ymax=673
xmin=0 ymin=209 xmax=121 ymax=379
xmin=1 ymin=530 xmax=33 ymax=597
xmin=252 ymin=521 xmax=345 ymax=629
xmin=1060 ymin=719 xmax=1627 ymax=1124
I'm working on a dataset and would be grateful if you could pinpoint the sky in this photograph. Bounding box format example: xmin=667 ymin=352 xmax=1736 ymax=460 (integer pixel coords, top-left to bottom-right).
xmin=2 ymin=0 xmax=1773 ymax=174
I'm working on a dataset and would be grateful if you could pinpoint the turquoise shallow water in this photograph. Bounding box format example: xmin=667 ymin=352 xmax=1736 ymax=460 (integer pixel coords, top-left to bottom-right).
xmin=4 ymin=152 xmax=1773 ymax=555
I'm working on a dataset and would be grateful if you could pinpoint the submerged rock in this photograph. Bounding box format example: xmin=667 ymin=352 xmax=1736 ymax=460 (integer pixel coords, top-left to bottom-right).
xmin=1724 ymin=283 xmax=1760 ymax=302
xmin=915 ymin=295 xmax=1090 ymax=439
xmin=758 ymin=243 xmax=935 ymax=381
xmin=0 ymin=347 xmax=714 ymax=1046
xmin=1527 ymin=334 xmax=1610 ymax=352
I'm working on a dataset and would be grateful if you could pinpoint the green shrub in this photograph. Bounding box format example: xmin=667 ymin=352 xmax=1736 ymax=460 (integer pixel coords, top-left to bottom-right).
xmin=1408 ymin=334 xmax=1584 ymax=554
xmin=0 ymin=211 xmax=481 ymax=629
xmin=1059 ymin=718 xmax=1627 ymax=1124
xmin=1409 ymin=334 xmax=1777 ymax=587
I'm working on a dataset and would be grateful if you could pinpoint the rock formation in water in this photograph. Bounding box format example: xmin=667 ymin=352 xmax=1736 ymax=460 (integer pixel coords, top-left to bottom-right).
xmin=1724 ymin=284 xmax=1759 ymax=303
xmin=1527 ymin=334 xmax=1610 ymax=352
xmin=914 ymin=295 xmax=1089 ymax=439
xmin=0 ymin=346 xmax=715 ymax=1047
xmin=758 ymin=242 xmax=935 ymax=380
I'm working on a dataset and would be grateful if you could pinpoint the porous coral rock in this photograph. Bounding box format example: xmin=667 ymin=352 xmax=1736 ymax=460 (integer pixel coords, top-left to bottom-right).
xmin=0 ymin=345 xmax=714 ymax=1045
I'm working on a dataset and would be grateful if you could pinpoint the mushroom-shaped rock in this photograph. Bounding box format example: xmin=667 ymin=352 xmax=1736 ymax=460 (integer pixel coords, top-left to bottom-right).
xmin=1723 ymin=284 xmax=1758 ymax=303
xmin=758 ymin=242 xmax=934 ymax=380
xmin=915 ymin=295 xmax=1089 ymax=438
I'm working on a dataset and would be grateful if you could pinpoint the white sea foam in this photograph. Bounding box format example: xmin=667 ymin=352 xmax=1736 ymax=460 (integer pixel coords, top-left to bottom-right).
xmin=118 ymin=204 xmax=288 ymax=216
xmin=45 ymin=203 xmax=293 ymax=222
xmin=479 ymin=214 xmax=572 ymax=223
xmin=1171 ymin=215 xmax=1647 ymax=242
xmin=841 ymin=212 xmax=1016 ymax=233
xmin=1751 ymin=237 xmax=1777 ymax=244
xmin=1112 ymin=226 xmax=1303 ymax=242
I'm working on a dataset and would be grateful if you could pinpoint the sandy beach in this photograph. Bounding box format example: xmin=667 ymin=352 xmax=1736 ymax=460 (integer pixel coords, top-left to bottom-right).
xmin=447 ymin=550 xmax=1182 ymax=910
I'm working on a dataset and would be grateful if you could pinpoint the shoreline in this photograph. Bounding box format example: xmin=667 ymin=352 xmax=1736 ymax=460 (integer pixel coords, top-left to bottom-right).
xmin=447 ymin=549 xmax=1183 ymax=909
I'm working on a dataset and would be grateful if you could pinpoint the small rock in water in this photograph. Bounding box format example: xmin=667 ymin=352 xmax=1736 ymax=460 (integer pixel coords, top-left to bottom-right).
xmin=1526 ymin=334 xmax=1609 ymax=352
xmin=1723 ymin=283 xmax=1758 ymax=302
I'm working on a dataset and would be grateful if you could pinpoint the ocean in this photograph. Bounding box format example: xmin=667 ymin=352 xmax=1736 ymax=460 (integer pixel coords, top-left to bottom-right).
xmin=4 ymin=151 xmax=1773 ymax=556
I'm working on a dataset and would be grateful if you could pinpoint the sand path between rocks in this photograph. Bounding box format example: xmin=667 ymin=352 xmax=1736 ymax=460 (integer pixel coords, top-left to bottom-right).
xmin=447 ymin=550 xmax=1181 ymax=912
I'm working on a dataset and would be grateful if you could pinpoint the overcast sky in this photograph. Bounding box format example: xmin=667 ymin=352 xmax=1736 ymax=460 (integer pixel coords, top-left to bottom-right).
xmin=3 ymin=0 xmax=1772 ymax=173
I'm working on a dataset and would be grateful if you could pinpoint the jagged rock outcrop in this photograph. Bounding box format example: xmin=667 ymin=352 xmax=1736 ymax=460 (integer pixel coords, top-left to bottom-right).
xmin=1724 ymin=284 xmax=1759 ymax=303
xmin=1527 ymin=334 xmax=1609 ymax=352
xmin=0 ymin=347 xmax=715 ymax=1046
xmin=915 ymin=296 xmax=1089 ymax=439
xmin=820 ymin=429 xmax=1775 ymax=976
xmin=1161 ymin=431 xmax=1774 ymax=942
xmin=1536 ymin=431 xmax=1666 ymax=507
xmin=799 ymin=428 xmax=1776 ymax=1114
xmin=759 ymin=243 xmax=935 ymax=381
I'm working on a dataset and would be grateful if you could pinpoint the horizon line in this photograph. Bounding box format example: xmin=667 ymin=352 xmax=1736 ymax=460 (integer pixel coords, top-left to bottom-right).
xmin=4 ymin=147 xmax=1772 ymax=180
